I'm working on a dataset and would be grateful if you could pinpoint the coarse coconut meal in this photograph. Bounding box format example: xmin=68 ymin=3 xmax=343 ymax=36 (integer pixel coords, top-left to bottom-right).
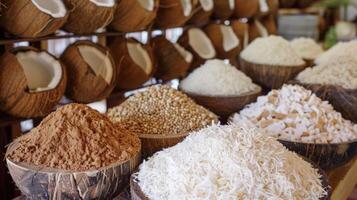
xmin=179 ymin=59 xmax=261 ymax=96
xmin=240 ymin=35 xmax=305 ymax=66
xmin=296 ymin=62 xmax=357 ymax=90
xmin=290 ymin=37 xmax=324 ymax=60
xmin=135 ymin=125 xmax=327 ymax=200
xmin=315 ymin=40 xmax=357 ymax=65
xmin=231 ymin=85 xmax=357 ymax=143
xmin=107 ymin=85 xmax=218 ymax=135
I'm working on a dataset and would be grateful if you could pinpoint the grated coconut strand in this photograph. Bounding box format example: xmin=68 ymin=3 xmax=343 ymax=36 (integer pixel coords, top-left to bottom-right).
xmin=290 ymin=37 xmax=324 ymax=60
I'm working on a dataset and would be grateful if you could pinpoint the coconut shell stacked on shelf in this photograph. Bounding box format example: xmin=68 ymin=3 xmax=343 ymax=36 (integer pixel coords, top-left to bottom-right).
xmin=257 ymin=0 xmax=279 ymax=17
xmin=212 ymin=0 xmax=235 ymax=20
xmin=233 ymin=0 xmax=259 ymax=18
xmin=155 ymin=0 xmax=194 ymax=29
xmin=187 ymin=0 xmax=214 ymax=25
xmin=231 ymin=20 xmax=249 ymax=49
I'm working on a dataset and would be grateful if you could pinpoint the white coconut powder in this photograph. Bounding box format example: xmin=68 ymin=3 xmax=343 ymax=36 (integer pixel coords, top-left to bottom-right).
xmin=290 ymin=37 xmax=324 ymax=60
xmin=240 ymin=36 xmax=305 ymax=66
xmin=315 ymin=40 xmax=357 ymax=65
xmin=231 ymin=85 xmax=357 ymax=143
xmin=180 ymin=59 xmax=260 ymax=96
xmin=136 ymin=125 xmax=326 ymax=200
xmin=296 ymin=62 xmax=357 ymax=90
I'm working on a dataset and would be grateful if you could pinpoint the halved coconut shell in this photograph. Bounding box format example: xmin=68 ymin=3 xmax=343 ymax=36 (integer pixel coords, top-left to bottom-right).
xmin=155 ymin=0 xmax=194 ymax=29
xmin=262 ymin=15 xmax=278 ymax=35
xmin=61 ymin=40 xmax=117 ymax=103
xmin=212 ymin=0 xmax=235 ymax=20
xmin=0 ymin=0 xmax=68 ymax=38
xmin=257 ymin=0 xmax=279 ymax=17
xmin=151 ymin=36 xmax=192 ymax=81
xmin=204 ymin=23 xmax=241 ymax=61
xmin=231 ymin=20 xmax=250 ymax=49
xmin=110 ymin=0 xmax=159 ymax=32
xmin=233 ymin=0 xmax=259 ymax=18
xmin=63 ymin=0 xmax=116 ymax=34
xmin=178 ymin=27 xmax=216 ymax=71
xmin=0 ymin=47 xmax=67 ymax=118
xmin=187 ymin=0 xmax=214 ymax=25
xmin=248 ymin=19 xmax=270 ymax=42
xmin=109 ymin=37 xmax=156 ymax=90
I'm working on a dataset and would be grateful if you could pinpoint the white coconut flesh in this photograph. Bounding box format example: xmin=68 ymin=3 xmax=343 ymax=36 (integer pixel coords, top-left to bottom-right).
xmin=255 ymin=20 xmax=269 ymax=37
xmin=138 ymin=0 xmax=155 ymax=11
xmin=78 ymin=45 xmax=113 ymax=84
xmin=31 ymin=0 xmax=67 ymax=18
xmin=181 ymin=0 xmax=193 ymax=16
xmin=220 ymin=25 xmax=240 ymax=52
xmin=259 ymin=0 xmax=269 ymax=13
xmin=16 ymin=51 xmax=62 ymax=93
xmin=127 ymin=43 xmax=152 ymax=75
xmin=244 ymin=28 xmax=249 ymax=48
xmin=89 ymin=0 xmax=116 ymax=7
xmin=173 ymin=43 xmax=193 ymax=63
xmin=188 ymin=28 xmax=216 ymax=59
xmin=199 ymin=0 xmax=214 ymax=11
xmin=228 ymin=0 xmax=235 ymax=10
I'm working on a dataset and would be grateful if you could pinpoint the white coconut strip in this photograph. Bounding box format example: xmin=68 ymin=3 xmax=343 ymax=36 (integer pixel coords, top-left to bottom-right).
xmin=138 ymin=0 xmax=155 ymax=11
xmin=199 ymin=0 xmax=214 ymax=11
xmin=31 ymin=0 xmax=67 ymax=18
xmin=174 ymin=43 xmax=193 ymax=63
xmin=78 ymin=45 xmax=113 ymax=84
xmin=189 ymin=28 xmax=216 ymax=59
xmin=16 ymin=51 xmax=62 ymax=92
xmin=90 ymin=0 xmax=116 ymax=7
xmin=127 ymin=43 xmax=152 ymax=75
xmin=220 ymin=25 xmax=240 ymax=52
xmin=244 ymin=28 xmax=249 ymax=48
xmin=229 ymin=0 xmax=235 ymax=10
xmin=255 ymin=20 xmax=269 ymax=37
xmin=259 ymin=0 xmax=269 ymax=13
xmin=181 ymin=0 xmax=193 ymax=16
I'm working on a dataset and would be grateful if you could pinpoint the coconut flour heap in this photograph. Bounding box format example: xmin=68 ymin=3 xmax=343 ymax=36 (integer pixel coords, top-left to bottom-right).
xmin=135 ymin=125 xmax=326 ymax=200
xmin=296 ymin=62 xmax=357 ymax=90
xmin=290 ymin=37 xmax=324 ymax=60
xmin=7 ymin=104 xmax=140 ymax=171
xmin=240 ymin=35 xmax=305 ymax=66
xmin=180 ymin=59 xmax=260 ymax=96
xmin=315 ymin=40 xmax=357 ymax=65
xmin=107 ymin=85 xmax=218 ymax=136
xmin=231 ymin=85 xmax=357 ymax=143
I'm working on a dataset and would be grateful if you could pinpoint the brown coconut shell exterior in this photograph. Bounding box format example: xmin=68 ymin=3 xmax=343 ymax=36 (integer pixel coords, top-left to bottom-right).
xmin=109 ymin=37 xmax=156 ymax=91
xmin=187 ymin=0 xmax=213 ymax=26
xmin=203 ymin=23 xmax=241 ymax=60
xmin=61 ymin=40 xmax=117 ymax=103
xmin=63 ymin=0 xmax=116 ymax=34
xmin=231 ymin=20 xmax=249 ymax=48
xmin=151 ymin=36 xmax=192 ymax=81
xmin=233 ymin=0 xmax=259 ymax=18
xmin=262 ymin=15 xmax=278 ymax=35
xmin=110 ymin=0 xmax=159 ymax=32
xmin=212 ymin=0 xmax=234 ymax=20
xmin=0 ymin=0 xmax=69 ymax=38
xmin=257 ymin=0 xmax=279 ymax=17
xmin=239 ymin=57 xmax=306 ymax=89
xmin=155 ymin=0 xmax=194 ymax=29
xmin=0 ymin=47 xmax=67 ymax=118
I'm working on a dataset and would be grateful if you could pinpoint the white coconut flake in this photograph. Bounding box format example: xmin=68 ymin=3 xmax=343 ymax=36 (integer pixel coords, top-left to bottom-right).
xmin=290 ymin=37 xmax=324 ymax=60
xmin=231 ymin=85 xmax=357 ymax=143
xmin=31 ymin=0 xmax=67 ymax=18
xmin=181 ymin=0 xmax=193 ymax=16
xmin=199 ymin=0 xmax=214 ymax=11
xmin=136 ymin=124 xmax=326 ymax=200
xmin=228 ymin=0 xmax=235 ymax=10
xmin=138 ymin=0 xmax=155 ymax=11
xmin=180 ymin=59 xmax=260 ymax=96
xmin=315 ymin=40 xmax=357 ymax=65
xmin=220 ymin=25 xmax=240 ymax=52
xmin=90 ymin=0 xmax=116 ymax=7
xmin=259 ymin=0 xmax=269 ymax=13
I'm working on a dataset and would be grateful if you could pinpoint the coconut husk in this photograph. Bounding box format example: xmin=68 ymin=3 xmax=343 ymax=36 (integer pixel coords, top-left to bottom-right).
xmin=279 ymin=0 xmax=296 ymax=8
xmin=0 ymin=47 xmax=67 ymax=118
xmin=0 ymin=0 xmax=68 ymax=38
xmin=231 ymin=20 xmax=250 ymax=49
xmin=151 ymin=36 xmax=192 ymax=81
xmin=155 ymin=0 xmax=194 ymax=29
xmin=63 ymin=0 xmax=116 ymax=34
xmin=203 ymin=23 xmax=241 ymax=61
xmin=212 ymin=0 xmax=234 ymax=20
xmin=109 ymin=0 xmax=159 ymax=32
xmin=187 ymin=0 xmax=213 ymax=26
xmin=109 ymin=37 xmax=156 ymax=90
xmin=233 ymin=0 xmax=259 ymax=18
xmin=61 ymin=40 xmax=117 ymax=103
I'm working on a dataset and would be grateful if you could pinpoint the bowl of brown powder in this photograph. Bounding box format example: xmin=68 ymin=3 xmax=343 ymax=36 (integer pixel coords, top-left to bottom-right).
xmin=6 ymin=103 xmax=141 ymax=200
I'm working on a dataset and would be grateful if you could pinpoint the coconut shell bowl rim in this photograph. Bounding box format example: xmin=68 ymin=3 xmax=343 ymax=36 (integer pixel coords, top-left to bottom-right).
xmin=178 ymin=86 xmax=262 ymax=99
xmin=240 ymin=57 xmax=307 ymax=69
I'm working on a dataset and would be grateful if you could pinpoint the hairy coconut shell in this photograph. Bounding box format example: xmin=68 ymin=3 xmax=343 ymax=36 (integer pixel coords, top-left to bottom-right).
xmin=187 ymin=0 xmax=213 ymax=25
xmin=109 ymin=37 xmax=156 ymax=90
xmin=61 ymin=40 xmax=117 ymax=103
xmin=110 ymin=0 xmax=159 ymax=32
xmin=0 ymin=47 xmax=67 ymax=118
xmin=212 ymin=0 xmax=234 ymax=20
xmin=151 ymin=36 xmax=192 ymax=81
xmin=233 ymin=0 xmax=259 ymax=18
xmin=155 ymin=0 xmax=194 ymax=29
xmin=63 ymin=0 xmax=116 ymax=34
xmin=0 ymin=0 xmax=68 ymax=38
xmin=204 ymin=23 xmax=241 ymax=60
xmin=231 ymin=20 xmax=250 ymax=49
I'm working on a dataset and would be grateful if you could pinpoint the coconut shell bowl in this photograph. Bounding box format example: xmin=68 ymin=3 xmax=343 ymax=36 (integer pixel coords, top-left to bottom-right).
xmin=6 ymin=143 xmax=141 ymax=200
xmin=239 ymin=57 xmax=307 ymax=89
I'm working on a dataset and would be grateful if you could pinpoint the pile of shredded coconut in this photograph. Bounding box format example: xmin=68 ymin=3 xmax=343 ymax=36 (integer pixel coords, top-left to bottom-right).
xmin=136 ymin=125 xmax=326 ymax=200
xmin=296 ymin=62 xmax=357 ymax=90
xmin=231 ymin=85 xmax=357 ymax=143
xmin=290 ymin=37 xmax=324 ymax=60
xmin=240 ymin=35 xmax=305 ymax=66
xmin=179 ymin=59 xmax=260 ymax=96
xmin=315 ymin=40 xmax=357 ymax=65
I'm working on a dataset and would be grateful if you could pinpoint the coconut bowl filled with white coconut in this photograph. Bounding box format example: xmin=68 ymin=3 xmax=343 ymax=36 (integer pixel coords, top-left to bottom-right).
xmin=290 ymin=37 xmax=324 ymax=66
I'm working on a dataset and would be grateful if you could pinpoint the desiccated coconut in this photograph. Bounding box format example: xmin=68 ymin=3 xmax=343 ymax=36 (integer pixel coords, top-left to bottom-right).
xmin=315 ymin=40 xmax=357 ymax=65
xmin=290 ymin=37 xmax=324 ymax=60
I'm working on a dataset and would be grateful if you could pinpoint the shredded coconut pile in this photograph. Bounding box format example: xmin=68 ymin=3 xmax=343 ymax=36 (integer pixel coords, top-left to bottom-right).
xmin=136 ymin=125 xmax=326 ymax=200
xmin=296 ymin=62 xmax=357 ymax=90
xmin=240 ymin=35 xmax=305 ymax=66
xmin=231 ymin=85 xmax=357 ymax=143
xmin=179 ymin=59 xmax=260 ymax=96
xmin=290 ymin=37 xmax=324 ymax=60
xmin=107 ymin=85 xmax=218 ymax=135
xmin=315 ymin=40 xmax=357 ymax=65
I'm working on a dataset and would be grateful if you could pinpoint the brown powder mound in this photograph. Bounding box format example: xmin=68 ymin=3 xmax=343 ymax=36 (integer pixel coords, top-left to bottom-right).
xmin=7 ymin=103 xmax=140 ymax=171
